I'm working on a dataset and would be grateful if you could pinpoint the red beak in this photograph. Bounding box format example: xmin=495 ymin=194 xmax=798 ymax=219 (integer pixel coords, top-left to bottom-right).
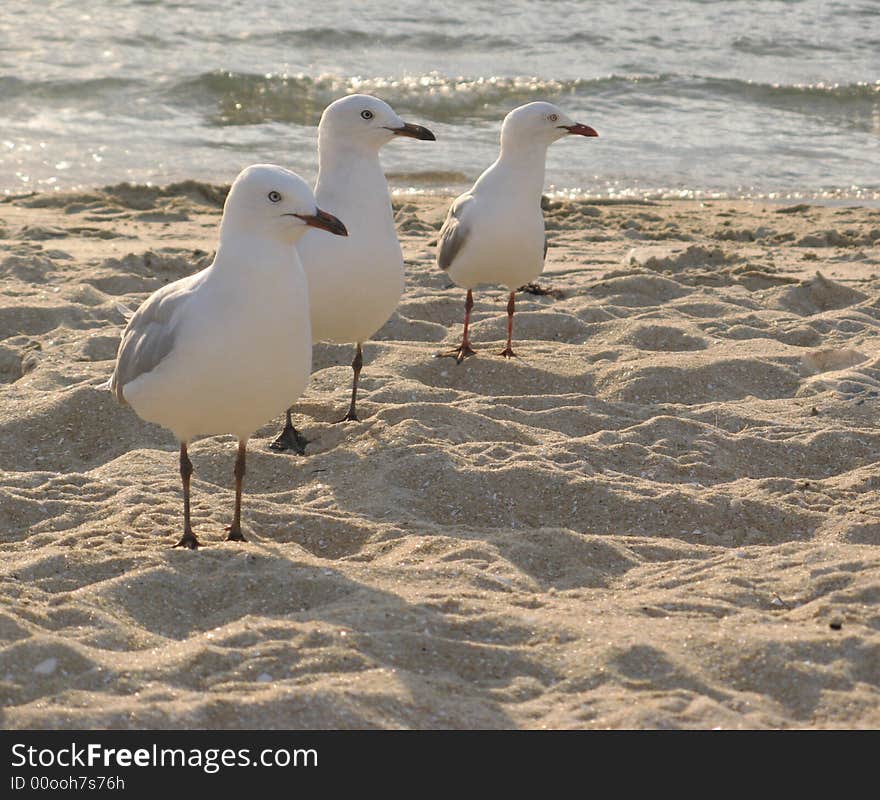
xmin=565 ymin=123 xmax=599 ymax=137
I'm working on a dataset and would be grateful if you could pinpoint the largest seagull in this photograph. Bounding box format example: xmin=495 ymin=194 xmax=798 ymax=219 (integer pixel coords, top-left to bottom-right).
xmin=436 ymin=102 xmax=598 ymax=362
xmin=110 ymin=164 xmax=347 ymax=548
xmin=270 ymin=95 xmax=435 ymax=453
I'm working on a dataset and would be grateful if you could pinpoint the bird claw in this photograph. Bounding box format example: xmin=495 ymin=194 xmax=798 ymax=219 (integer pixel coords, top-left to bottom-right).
xmin=268 ymin=424 xmax=308 ymax=455
xmin=498 ymin=346 xmax=518 ymax=359
xmin=435 ymin=344 xmax=477 ymax=364
xmin=334 ymin=410 xmax=359 ymax=424
xmin=225 ymin=524 xmax=247 ymax=542
xmin=173 ymin=530 xmax=201 ymax=550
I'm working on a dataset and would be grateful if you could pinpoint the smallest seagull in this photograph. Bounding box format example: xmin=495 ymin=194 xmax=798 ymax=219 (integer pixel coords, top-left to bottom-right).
xmin=109 ymin=164 xmax=347 ymax=549
xmin=436 ymin=102 xmax=598 ymax=362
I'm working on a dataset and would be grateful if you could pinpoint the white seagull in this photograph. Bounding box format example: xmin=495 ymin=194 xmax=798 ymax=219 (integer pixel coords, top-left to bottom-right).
xmin=436 ymin=102 xmax=598 ymax=362
xmin=270 ymin=94 xmax=435 ymax=453
xmin=110 ymin=164 xmax=348 ymax=548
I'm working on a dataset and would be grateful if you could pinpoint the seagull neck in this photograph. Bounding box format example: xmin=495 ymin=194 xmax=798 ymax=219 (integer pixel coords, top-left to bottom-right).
xmin=481 ymin=143 xmax=548 ymax=197
xmin=315 ymin=141 xmax=390 ymax=214
xmin=317 ymin=136 xmax=384 ymax=178
xmin=214 ymin=230 xmax=294 ymax=276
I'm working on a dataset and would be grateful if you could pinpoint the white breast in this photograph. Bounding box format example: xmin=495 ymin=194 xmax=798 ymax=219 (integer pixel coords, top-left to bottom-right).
xmin=448 ymin=197 xmax=545 ymax=291
xmin=124 ymin=257 xmax=312 ymax=442
xmin=299 ymin=217 xmax=404 ymax=344
xmin=299 ymin=158 xmax=404 ymax=345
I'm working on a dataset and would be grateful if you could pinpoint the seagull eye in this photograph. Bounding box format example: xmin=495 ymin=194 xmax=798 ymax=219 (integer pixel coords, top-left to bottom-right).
xmin=360 ymin=109 xmax=374 ymax=120
xmin=268 ymin=191 xmax=282 ymax=203
xmin=548 ymin=113 xmax=559 ymax=122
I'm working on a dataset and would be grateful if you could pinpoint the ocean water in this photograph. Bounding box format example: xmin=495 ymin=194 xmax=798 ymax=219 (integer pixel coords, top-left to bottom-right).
xmin=1 ymin=0 xmax=878 ymax=199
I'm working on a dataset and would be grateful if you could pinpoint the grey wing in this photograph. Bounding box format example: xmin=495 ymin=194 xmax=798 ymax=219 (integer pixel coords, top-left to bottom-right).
xmin=109 ymin=278 xmax=194 ymax=405
xmin=437 ymin=194 xmax=474 ymax=271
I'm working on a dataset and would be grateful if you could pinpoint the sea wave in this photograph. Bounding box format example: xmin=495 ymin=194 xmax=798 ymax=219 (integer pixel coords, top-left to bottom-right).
xmin=216 ymin=26 xmax=520 ymax=51
xmin=730 ymin=35 xmax=845 ymax=57
xmin=4 ymin=70 xmax=876 ymax=132
xmin=157 ymin=71 xmax=880 ymax=127
xmin=164 ymin=72 xmax=607 ymax=125
xmin=0 ymin=75 xmax=143 ymax=101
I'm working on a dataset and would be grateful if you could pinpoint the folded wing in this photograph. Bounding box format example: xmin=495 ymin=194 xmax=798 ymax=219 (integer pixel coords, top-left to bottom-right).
xmin=437 ymin=194 xmax=475 ymax=271
xmin=109 ymin=276 xmax=198 ymax=405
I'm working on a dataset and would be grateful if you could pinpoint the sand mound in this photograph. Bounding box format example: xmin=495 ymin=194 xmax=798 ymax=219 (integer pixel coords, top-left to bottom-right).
xmin=627 ymin=244 xmax=738 ymax=272
xmin=801 ymin=348 xmax=870 ymax=375
xmin=774 ymin=272 xmax=868 ymax=316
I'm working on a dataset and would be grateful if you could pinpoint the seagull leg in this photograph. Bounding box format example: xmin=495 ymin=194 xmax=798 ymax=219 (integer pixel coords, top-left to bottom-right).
xmin=436 ymin=289 xmax=477 ymax=363
xmin=336 ymin=343 xmax=363 ymax=423
xmin=269 ymin=408 xmax=309 ymax=454
xmin=498 ymin=291 xmax=518 ymax=358
xmin=225 ymin=440 xmax=248 ymax=542
xmin=173 ymin=442 xmax=201 ymax=549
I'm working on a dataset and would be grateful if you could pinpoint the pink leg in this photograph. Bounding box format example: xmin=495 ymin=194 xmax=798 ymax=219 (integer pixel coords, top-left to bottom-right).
xmin=437 ymin=289 xmax=477 ymax=364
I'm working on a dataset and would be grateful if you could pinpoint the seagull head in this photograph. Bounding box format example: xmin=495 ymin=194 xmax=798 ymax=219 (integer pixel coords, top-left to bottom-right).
xmin=501 ymin=102 xmax=598 ymax=150
xmin=222 ymin=164 xmax=348 ymax=244
xmin=318 ymin=94 xmax=436 ymax=154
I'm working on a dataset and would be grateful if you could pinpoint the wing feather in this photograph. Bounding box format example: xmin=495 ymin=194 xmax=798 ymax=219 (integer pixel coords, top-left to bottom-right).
xmin=437 ymin=194 xmax=474 ymax=271
xmin=109 ymin=275 xmax=198 ymax=405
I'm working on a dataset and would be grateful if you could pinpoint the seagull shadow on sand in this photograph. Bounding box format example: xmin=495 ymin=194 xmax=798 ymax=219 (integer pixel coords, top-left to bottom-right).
xmin=86 ymin=547 xmax=529 ymax=728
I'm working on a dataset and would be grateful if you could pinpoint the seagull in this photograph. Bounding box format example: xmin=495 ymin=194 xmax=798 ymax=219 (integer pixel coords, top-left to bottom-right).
xmin=110 ymin=164 xmax=347 ymax=549
xmin=270 ymin=94 xmax=435 ymax=453
xmin=436 ymin=102 xmax=597 ymax=362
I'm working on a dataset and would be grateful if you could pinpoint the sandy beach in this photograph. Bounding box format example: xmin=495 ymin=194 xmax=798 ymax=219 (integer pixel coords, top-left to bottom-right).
xmin=1 ymin=185 xmax=879 ymax=729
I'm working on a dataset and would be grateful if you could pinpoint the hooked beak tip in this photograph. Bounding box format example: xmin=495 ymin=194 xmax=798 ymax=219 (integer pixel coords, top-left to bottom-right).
xmin=391 ymin=122 xmax=436 ymax=141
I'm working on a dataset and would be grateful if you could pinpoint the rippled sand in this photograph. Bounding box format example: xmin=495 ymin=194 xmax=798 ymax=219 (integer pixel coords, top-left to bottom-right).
xmin=1 ymin=186 xmax=879 ymax=728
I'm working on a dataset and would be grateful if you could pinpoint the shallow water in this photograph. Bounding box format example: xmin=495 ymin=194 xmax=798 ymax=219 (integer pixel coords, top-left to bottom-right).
xmin=1 ymin=0 xmax=878 ymax=198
